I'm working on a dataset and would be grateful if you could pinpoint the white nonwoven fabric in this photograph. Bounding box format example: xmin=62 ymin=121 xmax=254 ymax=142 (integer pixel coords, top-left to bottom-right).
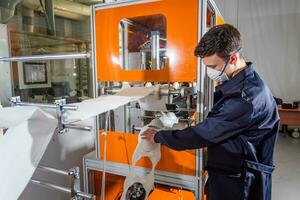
xmin=0 ymin=106 xmax=55 ymax=128
xmin=138 ymin=84 xmax=167 ymax=112
xmin=66 ymin=87 xmax=155 ymax=123
xmin=120 ymin=119 xmax=163 ymax=200
xmin=0 ymin=107 xmax=57 ymax=200
xmin=120 ymin=113 xmax=182 ymax=200
xmin=0 ymin=86 xmax=156 ymax=200
xmin=138 ymin=95 xmax=167 ymax=112
xmin=159 ymin=112 xmax=179 ymax=128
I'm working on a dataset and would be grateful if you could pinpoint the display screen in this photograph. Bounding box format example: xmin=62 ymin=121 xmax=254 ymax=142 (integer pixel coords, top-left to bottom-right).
xmin=23 ymin=62 xmax=47 ymax=84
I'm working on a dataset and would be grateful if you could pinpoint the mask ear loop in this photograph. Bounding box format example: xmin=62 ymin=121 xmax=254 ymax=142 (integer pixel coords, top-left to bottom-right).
xmin=218 ymin=47 xmax=242 ymax=76
xmin=219 ymin=56 xmax=230 ymax=76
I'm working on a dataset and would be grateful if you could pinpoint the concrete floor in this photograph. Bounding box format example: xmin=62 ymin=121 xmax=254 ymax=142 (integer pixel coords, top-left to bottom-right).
xmin=273 ymin=133 xmax=300 ymax=200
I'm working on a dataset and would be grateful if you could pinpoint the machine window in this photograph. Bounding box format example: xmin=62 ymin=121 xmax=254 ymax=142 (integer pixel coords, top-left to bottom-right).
xmin=119 ymin=14 xmax=167 ymax=70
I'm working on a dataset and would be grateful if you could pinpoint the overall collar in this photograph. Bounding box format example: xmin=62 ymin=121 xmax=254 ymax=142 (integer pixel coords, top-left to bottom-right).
xmin=216 ymin=62 xmax=254 ymax=95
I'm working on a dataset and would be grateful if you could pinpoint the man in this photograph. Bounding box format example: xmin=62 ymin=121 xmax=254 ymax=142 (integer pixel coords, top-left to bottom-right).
xmin=141 ymin=24 xmax=280 ymax=200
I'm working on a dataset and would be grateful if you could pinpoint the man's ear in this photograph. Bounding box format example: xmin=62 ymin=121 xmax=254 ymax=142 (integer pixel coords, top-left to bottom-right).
xmin=230 ymin=54 xmax=238 ymax=64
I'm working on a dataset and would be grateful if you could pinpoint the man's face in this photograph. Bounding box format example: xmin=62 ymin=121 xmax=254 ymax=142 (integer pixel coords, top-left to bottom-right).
xmin=202 ymin=53 xmax=228 ymax=72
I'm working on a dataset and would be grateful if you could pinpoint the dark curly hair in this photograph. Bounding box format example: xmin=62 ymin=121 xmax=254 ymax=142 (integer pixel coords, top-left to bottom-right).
xmin=194 ymin=24 xmax=241 ymax=59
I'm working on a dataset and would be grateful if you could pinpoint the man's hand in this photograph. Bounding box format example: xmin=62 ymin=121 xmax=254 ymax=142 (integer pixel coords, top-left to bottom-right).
xmin=140 ymin=128 xmax=158 ymax=143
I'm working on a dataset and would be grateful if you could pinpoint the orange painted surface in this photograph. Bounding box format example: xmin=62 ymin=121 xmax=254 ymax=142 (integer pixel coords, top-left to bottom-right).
xmin=92 ymin=171 xmax=196 ymax=200
xmin=149 ymin=186 xmax=196 ymax=200
xmin=94 ymin=0 xmax=199 ymax=82
xmin=217 ymin=15 xmax=225 ymax=25
xmin=99 ymin=131 xmax=196 ymax=176
xmin=93 ymin=172 xmax=124 ymax=200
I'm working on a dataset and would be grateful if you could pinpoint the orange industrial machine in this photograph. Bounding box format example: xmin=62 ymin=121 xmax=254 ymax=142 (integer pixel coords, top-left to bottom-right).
xmin=83 ymin=0 xmax=224 ymax=199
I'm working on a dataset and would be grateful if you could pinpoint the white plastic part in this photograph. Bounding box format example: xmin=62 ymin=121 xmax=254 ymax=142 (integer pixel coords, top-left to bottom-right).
xmin=120 ymin=119 xmax=163 ymax=200
xmin=159 ymin=112 xmax=179 ymax=128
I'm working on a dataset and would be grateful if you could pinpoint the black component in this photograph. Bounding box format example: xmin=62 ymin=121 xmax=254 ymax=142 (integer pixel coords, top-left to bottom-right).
xmin=282 ymin=103 xmax=293 ymax=109
xmin=126 ymin=182 xmax=146 ymax=200
xmin=166 ymin=103 xmax=178 ymax=111
xmin=273 ymin=97 xmax=283 ymax=105
xmin=282 ymin=103 xmax=299 ymax=109
xmin=293 ymin=101 xmax=299 ymax=109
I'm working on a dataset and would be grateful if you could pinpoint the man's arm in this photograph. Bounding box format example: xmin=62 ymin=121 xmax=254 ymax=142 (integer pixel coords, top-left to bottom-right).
xmin=142 ymin=97 xmax=253 ymax=151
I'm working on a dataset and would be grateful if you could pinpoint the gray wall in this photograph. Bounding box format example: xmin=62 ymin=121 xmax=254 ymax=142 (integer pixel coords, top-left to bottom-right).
xmin=215 ymin=0 xmax=300 ymax=103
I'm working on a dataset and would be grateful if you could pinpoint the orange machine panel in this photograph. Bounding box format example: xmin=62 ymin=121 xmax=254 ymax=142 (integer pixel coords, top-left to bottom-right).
xmin=217 ymin=15 xmax=225 ymax=25
xmin=92 ymin=171 xmax=196 ymax=200
xmin=99 ymin=131 xmax=196 ymax=176
xmin=94 ymin=0 xmax=199 ymax=82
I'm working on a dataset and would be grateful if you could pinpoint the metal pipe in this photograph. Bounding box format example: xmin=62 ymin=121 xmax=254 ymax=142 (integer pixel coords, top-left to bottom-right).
xmin=120 ymin=20 xmax=128 ymax=70
xmin=22 ymin=0 xmax=90 ymax=20
xmin=141 ymin=115 xmax=195 ymax=122
xmin=61 ymin=104 xmax=79 ymax=111
xmin=64 ymin=123 xmax=92 ymax=132
xmin=76 ymin=191 xmax=96 ymax=200
xmin=37 ymin=165 xmax=69 ymax=176
xmin=104 ymin=87 xmax=181 ymax=97
xmin=104 ymin=88 xmax=122 ymax=94
xmin=151 ymin=31 xmax=160 ymax=70
xmin=15 ymin=102 xmax=58 ymax=109
xmin=196 ymin=1 xmax=207 ymax=199
xmin=90 ymin=4 xmax=100 ymax=160
xmin=0 ymin=53 xmax=89 ymax=62
xmin=31 ymin=179 xmax=71 ymax=194
xmin=140 ymin=51 xmax=146 ymax=70
xmin=22 ymin=6 xmax=34 ymax=33
xmin=14 ymin=102 xmax=78 ymax=111
xmin=101 ymin=111 xmax=110 ymax=200
xmin=45 ymin=0 xmax=56 ymax=36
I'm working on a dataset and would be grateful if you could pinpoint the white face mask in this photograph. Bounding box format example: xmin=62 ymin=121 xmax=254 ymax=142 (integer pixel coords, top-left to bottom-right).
xmin=207 ymin=66 xmax=229 ymax=82
xmin=206 ymin=48 xmax=242 ymax=82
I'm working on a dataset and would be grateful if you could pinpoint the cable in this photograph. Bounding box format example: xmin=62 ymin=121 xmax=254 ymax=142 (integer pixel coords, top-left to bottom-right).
xmin=101 ymin=111 xmax=111 ymax=200
xmin=39 ymin=0 xmax=52 ymax=34
xmin=101 ymin=131 xmax=107 ymax=200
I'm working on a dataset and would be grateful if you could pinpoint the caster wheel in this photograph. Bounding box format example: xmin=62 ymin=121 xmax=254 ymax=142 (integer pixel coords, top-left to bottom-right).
xmin=291 ymin=129 xmax=300 ymax=139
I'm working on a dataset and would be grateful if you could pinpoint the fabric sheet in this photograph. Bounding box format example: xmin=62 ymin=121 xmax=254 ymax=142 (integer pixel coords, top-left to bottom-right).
xmin=120 ymin=114 xmax=181 ymax=200
xmin=0 ymin=87 xmax=155 ymax=200
xmin=121 ymin=119 xmax=162 ymax=200
xmin=67 ymin=87 xmax=156 ymax=123
xmin=0 ymin=107 xmax=57 ymax=200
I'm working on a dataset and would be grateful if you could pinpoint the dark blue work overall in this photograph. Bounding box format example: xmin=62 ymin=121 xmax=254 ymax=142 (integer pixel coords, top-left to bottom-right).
xmin=154 ymin=63 xmax=280 ymax=200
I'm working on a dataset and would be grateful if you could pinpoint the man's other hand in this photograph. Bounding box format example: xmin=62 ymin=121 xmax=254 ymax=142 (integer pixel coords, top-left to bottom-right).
xmin=140 ymin=128 xmax=158 ymax=143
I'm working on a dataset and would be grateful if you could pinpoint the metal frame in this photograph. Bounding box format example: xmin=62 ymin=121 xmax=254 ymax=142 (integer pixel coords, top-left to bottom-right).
xmin=195 ymin=0 xmax=207 ymax=199
xmin=83 ymin=151 xmax=199 ymax=192
xmin=0 ymin=53 xmax=89 ymax=62
xmin=9 ymin=96 xmax=95 ymax=199
xmin=9 ymin=96 xmax=92 ymax=133
xmin=208 ymin=0 xmax=224 ymax=20
xmin=94 ymin=0 xmax=159 ymax=10
xmin=1 ymin=51 xmax=98 ymax=198
xmin=85 ymin=0 xmax=223 ymax=200
xmin=32 ymin=165 xmax=95 ymax=200
xmin=196 ymin=1 xmax=219 ymax=200
xmin=90 ymin=4 xmax=100 ymax=160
